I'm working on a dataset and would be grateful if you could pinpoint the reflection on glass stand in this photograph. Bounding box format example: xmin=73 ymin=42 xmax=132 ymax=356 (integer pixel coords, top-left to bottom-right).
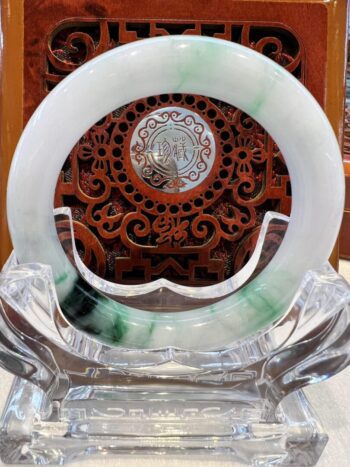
xmin=0 ymin=211 xmax=349 ymax=465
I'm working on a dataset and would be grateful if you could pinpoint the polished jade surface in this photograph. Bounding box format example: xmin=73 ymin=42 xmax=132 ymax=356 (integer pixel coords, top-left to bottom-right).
xmin=7 ymin=36 xmax=344 ymax=350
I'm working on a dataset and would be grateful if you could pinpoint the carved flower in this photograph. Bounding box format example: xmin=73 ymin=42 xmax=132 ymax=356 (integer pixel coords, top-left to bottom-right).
xmin=79 ymin=130 xmax=111 ymax=173
xmin=233 ymin=135 xmax=267 ymax=176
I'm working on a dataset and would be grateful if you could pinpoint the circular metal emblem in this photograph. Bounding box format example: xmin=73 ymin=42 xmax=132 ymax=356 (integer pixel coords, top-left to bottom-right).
xmin=130 ymin=107 xmax=215 ymax=193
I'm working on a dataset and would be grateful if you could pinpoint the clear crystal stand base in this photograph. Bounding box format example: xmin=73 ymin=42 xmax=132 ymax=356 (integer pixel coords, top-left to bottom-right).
xmin=0 ymin=378 xmax=327 ymax=466
xmin=0 ymin=213 xmax=349 ymax=466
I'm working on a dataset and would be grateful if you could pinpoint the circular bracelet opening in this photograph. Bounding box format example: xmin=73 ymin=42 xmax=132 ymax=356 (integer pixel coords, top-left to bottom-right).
xmin=54 ymin=92 xmax=291 ymax=293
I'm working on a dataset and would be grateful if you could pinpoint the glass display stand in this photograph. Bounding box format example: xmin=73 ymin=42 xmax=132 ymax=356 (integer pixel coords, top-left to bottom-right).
xmin=0 ymin=212 xmax=349 ymax=466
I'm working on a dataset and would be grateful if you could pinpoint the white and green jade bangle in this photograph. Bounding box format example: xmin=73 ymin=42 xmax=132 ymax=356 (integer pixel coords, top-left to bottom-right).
xmin=7 ymin=36 xmax=344 ymax=350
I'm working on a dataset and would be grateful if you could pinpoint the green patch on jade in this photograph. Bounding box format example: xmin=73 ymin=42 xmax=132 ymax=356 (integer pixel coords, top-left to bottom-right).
xmin=111 ymin=310 xmax=129 ymax=342
xmin=175 ymin=40 xmax=224 ymax=92
xmin=248 ymin=92 xmax=268 ymax=118
xmin=55 ymin=271 xmax=69 ymax=285
xmin=247 ymin=63 xmax=283 ymax=118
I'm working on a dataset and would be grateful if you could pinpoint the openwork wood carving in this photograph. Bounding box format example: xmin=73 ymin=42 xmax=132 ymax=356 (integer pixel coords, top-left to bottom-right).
xmin=51 ymin=20 xmax=300 ymax=285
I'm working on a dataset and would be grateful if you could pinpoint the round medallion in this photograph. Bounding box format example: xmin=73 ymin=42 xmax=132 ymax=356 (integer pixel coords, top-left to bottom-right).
xmin=116 ymin=96 xmax=234 ymax=219
xmin=130 ymin=107 xmax=215 ymax=193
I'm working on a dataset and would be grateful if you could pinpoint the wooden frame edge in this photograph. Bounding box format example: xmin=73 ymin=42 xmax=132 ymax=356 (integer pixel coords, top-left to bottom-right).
xmin=0 ymin=0 xmax=24 ymax=265
xmin=325 ymin=0 xmax=348 ymax=269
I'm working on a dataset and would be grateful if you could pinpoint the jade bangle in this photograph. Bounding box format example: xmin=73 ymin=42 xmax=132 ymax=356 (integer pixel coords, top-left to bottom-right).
xmin=7 ymin=36 xmax=344 ymax=350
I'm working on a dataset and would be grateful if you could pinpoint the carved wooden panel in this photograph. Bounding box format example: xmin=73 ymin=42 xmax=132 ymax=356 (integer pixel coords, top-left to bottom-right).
xmin=15 ymin=0 xmax=344 ymax=279
xmin=48 ymin=19 xmax=298 ymax=285
xmin=45 ymin=21 xmax=303 ymax=86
